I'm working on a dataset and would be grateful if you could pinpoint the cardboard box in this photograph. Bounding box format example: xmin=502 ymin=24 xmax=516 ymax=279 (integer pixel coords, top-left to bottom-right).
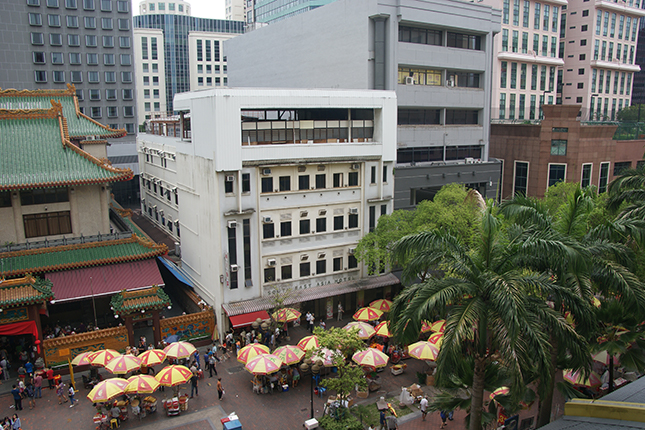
xmin=408 ymin=383 xmax=424 ymax=398
xmin=426 ymin=375 xmax=435 ymax=386
xmin=356 ymin=390 xmax=369 ymax=399
xmin=304 ymin=418 xmax=319 ymax=429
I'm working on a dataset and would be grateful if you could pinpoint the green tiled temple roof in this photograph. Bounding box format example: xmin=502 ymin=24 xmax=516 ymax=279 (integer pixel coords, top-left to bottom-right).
xmin=0 ymin=104 xmax=133 ymax=190
xmin=0 ymin=275 xmax=54 ymax=308
xmin=0 ymin=86 xmax=126 ymax=139
xmin=110 ymin=285 xmax=171 ymax=315
xmin=0 ymin=235 xmax=168 ymax=278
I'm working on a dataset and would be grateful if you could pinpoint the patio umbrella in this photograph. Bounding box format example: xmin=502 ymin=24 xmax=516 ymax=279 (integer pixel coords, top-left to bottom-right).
xmin=369 ymin=299 xmax=393 ymax=312
xmin=489 ymin=386 xmax=510 ymax=400
xmin=272 ymin=308 xmax=301 ymax=323
xmin=164 ymin=334 xmax=180 ymax=343
xmin=155 ymin=365 xmax=193 ymax=387
xmin=420 ymin=321 xmax=433 ymax=334
xmin=353 ymin=307 xmax=383 ymax=321
xmin=408 ymin=341 xmax=440 ymax=361
xmin=374 ymin=321 xmax=392 ymax=338
xmin=125 ymin=374 xmax=160 ymax=394
xmin=273 ymin=345 xmax=305 ymax=365
xmin=430 ymin=320 xmax=446 ymax=333
xmin=87 ymin=378 xmax=129 ymax=403
xmin=427 ymin=332 xmax=444 ymax=347
xmin=237 ymin=344 xmax=270 ymax=364
xmin=592 ymin=351 xmax=619 ymax=366
xmin=138 ymin=349 xmax=166 ymax=367
xmin=563 ymin=369 xmax=602 ymax=387
xmin=352 ymin=348 xmax=389 ymax=369
xmin=343 ymin=321 xmax=376 ymax=340
xmin=163 ymin=341 xmax=197 ymax=359
xmin=89 ymin=349 xmax=121 ymax=367
xmin=312 ymin=348 xmax=340 ymax=367
xmin=105 ymin=354 xmax=142 ymax=375
xmin=245 ymin=354 xmax=283 ymax=375
xmin=71 ymin=351 xmax=96 ymax=366
xmin=297 ymin=335 xmax=319 ymax=351
xmin=593 ymin=297 xmax=602 ymax=308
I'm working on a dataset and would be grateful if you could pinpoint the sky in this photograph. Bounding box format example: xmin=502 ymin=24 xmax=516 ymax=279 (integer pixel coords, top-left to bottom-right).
xmin=131 ymin=0 xmax=227 ymax=19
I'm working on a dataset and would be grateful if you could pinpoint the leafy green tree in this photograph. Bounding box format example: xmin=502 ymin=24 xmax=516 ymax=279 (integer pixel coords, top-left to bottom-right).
xmin=388 ymin=205 xmax=586 ymax=430
xmin=608 ymin=166 xmax=645 ymax=220
xmin=616 ymin=104 xmax=645 ymax=122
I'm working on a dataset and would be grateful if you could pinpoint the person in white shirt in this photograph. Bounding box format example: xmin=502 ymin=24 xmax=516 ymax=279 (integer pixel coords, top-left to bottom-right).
xmin=420 ymin=396 xmax=429 ymax=421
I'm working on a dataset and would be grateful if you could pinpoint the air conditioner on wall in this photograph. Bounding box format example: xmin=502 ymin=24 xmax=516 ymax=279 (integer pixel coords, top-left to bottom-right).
xmin=262 ymin=168 xmax=272 ymax=176
xmin=348 ymin=208 xmax=358 ymax=214
xmin=318 ymin=252 xmax=326 ymax=259
xmin=348 ymin=247 xmax=356 ymax=255
xmin=263 ymin=216 xmax=273 ymax=223
xmin=300 ymin=254 xmax=309 ymax=261
xmin=230 ymin=264 xmax=239 ymax=272
xmin=351 ymin=164 xmax=360 ymax=170
xmin=267 ymin=258 xmax=276 ymax=267
xmin=298 ymin=165 xmax=306 ymax=172
xmin=226 ymin=175 xmax=235 ymax=182
xmin=405 ymin=76 xmax=414 ymax=85
xmin=319 ymin=209 xmax=327 ymax=216
xmin=228 ymin=220 xmax=237 ymax=229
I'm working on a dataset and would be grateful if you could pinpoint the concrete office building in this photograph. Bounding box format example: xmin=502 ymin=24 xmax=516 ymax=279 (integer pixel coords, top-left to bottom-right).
xmin=225 ymin=0 xmax=245 ymax=21
xmin=253 ymin=0 xmax=335 ymax=24
xmin=137 ymin=88 xmax=399 ymax=337
xmin=133 ymin=0 xmax=244 ymax=115
xmin=227 ymin=0 xmax=502 ymax=209
xmin=631 ymin=17 xmax=645 ymax=105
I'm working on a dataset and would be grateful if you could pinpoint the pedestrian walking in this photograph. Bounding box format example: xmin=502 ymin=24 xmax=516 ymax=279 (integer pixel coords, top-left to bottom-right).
xmin=68 ymin=385 xmax=78 ymax=407
xmin=193 ymin=351 xmax=201 ymax=369
xmin=33 ymin=373 xmax=42 ymax=398
xmin=56 ymin=380 xmax=68 ymax=404
xmin=386 ymin=414 xmax=398 ymax=430
xmin=11 ymin=385 xmax=22 ymax=411
xmin=440 ymin=410 xmax=448 ymax=429
xmin=0 ymin=358 xmax=9 ymax=380
xmin=337 ymin=303 xmax=344 ymax=321
xmin=25 ymin=382 xmax=35 ymax=409
xmin=379 ymin=410 xmax=386 ymax=430
xmin=11 ymin=414 xmax=20 ymax=430
xmin=208 ymin=353 xmax=217 ymax=377
xmin=420 ymin=395 xmax=429 ymax=421
xmin=46 ymin=367 xmax=54 ymax=389
xmin=217 ymin=377 xmax=224 ymax=400
xmin=190 ymin=372 xmax=198 ymax=398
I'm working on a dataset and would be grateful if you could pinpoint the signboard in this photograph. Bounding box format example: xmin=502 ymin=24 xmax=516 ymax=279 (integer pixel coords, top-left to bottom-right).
xmin=59 ymin=348 xmax=70 ymax=357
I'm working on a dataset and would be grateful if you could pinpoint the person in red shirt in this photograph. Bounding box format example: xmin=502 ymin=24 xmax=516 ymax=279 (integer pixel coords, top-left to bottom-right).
xmin=46 ymin=368 xmax=54 ymax=390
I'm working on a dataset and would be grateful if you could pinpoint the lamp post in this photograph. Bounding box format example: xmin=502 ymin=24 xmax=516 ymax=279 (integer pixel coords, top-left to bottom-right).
xmin=300 ymin=361 xmax=321 ymax=419
xmin=540 ymin=90 xmax=551 ymax=119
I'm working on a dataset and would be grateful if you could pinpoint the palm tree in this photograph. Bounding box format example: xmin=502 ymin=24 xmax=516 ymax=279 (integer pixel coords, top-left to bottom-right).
xmin=388 ymin=205 xmax=586 ymax=430
xmin=608 ymin=166 xmax=645 ymax=220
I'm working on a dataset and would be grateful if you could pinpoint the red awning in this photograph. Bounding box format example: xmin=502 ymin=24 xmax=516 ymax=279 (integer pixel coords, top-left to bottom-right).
xmin=228 ymin=310 xmax=271 ymax=328
xmin=45 ymin=259 xmax=164 ymax=303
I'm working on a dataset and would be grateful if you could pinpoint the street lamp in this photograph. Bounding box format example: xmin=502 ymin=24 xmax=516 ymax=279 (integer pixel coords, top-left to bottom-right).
xmin=540 ymin=90 xmax=551 ymax=119
xmin=300 ymin=361 xmax=321 ymax=419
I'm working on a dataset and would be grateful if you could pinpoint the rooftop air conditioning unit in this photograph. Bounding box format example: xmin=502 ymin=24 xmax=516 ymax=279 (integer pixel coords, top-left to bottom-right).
xmin=348 ymin=208 xmax=359 ymax=214
xmin=317 ymin=252 xmax=326 ymax=259
xmin=465 ymin=157 xmax=475 ymax=164
xmin=319 ymin=209 xmax=327 ymax=215
xmin=227 ymin=220 xmax=237 ymax=229
xmin=263 ymin=216 xmax=273 ymax=224
xmin=230 ymin=264 xmax=239 ymax=272
xmin=300 ymin=254 xmax=309 ymax=261
xmin=298 ymin=165 xmax=306 ymax=172
xmin=351 ymin=164 xmax=360 ymax=170
xmin=267 ymin=258 xmax=276 ymax=267
xmin=262 ymin=168 xmax=272 ymax=176
xmin=226 ymin=175 xmax=235 ymax=182
xmin=405 ymin=76 xmax=414 ymax=85
xmin=348 ymin=247 xmax=356 ymax=255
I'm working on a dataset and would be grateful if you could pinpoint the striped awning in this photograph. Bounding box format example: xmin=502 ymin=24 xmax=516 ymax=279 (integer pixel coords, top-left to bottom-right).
xmin=222 ymin=273 xmax=399 ymax=316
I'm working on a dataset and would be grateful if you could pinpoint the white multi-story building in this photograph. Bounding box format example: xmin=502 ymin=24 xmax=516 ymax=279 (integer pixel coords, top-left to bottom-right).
xmin=133 ymin=28 xmax=167 ymax=126
xmin=137 ymin=88 xmax=399 ymax=336
xmin=187 ymin=32 xmax=237 ymax=90
xmin=226 ymin=0 xmax=245 ymax=21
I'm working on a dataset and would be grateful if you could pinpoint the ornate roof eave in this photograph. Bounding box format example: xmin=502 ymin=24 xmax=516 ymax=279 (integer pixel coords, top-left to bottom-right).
xmin=110 ymin=285 xmax=172 ymax=315
xmin=0 ymin=274 xmax=55 ymax=308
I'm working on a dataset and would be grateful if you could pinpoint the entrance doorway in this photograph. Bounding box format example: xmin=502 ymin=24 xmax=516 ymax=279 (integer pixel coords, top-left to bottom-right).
xmin=133 ymin=319 xmax=154 ymax=349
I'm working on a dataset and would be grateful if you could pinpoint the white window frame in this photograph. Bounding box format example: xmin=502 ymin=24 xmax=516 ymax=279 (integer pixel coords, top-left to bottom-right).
xmin=547 ymin=162 xmax=567 ymax=190
xmin=581 ymin=162 xmax=593 ymax=188
xmin=598 ymin=161 xmax=610 ymax=193
xmin=512 ymin=160 xmax=530 ymax=197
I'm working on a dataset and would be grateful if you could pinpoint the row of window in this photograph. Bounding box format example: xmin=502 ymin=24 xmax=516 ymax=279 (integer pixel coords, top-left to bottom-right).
xmin=397 ymin=145 xmax=483 ymax=164
xmin=34 ymin=70 xmax=133 ymax=84
xmin=501 ymin=62 xmax=557 ymax=92
xmin=197 ymin=76 xmax=227 ymax=87
xmin=29 ymin=13 xmax=130 ymax=30
xmin=590 ymin=69 xmax=633 ymax=96
xmin=145 ymin=204 xmax=181 ymax=237
xmin=142 ymin=63 xmax=159 ymax=73
xmin=262 ymin=213 xmax=360 ymax=240
xmin=195 ymin=39 xmax=222 ymax=62
xmin=501 ymin=29 xmax=559 ymax=57
xmin=595 ymin=11 xmax=639 ymax=42
xmin=263 ymin=255 xmax=359 ymax=284
xmin=31 ymin=32 xmax=131 ymax=48
xmin=80 ymin=105 xmax=133 ymax=119
xmin=398 ymin=25 xmax=482 ymax=51
xmin=144 ymin=179 xmax=179 ymax=205
xmin=140 ymin=37 xmax=158 ymax=61
xmin=398 ymin=109 xmax=479 ymax=125
xmin=397 ymin=67 xmax=481 ymax=88
xmin=498 ymin=93 xmax=554 ymax=120
xmin=145 ymin=2 xmax=185 ymax=13
xmin=76 ymin=88 xmax=133 ymax=101
xmin=502 ymin=0 xmax=560 ymax=33
xmin=24 ymin=211 xmax=72 ymax=238
xmin=142 ymin=76 xmax=161 ymax=86
xmin=589 ymin=96 xmax=631 ymax=121
xmin=144 ymin=102 xmax=162 ymax=112
xmin=196 ymin=64 xmax=224 ymax=74
xmin=33 ymin=51 xmax=131 ymax=65
xmin=513 ymin=161 xmax=612 ymax=196
xmin=27 ymin=0 xmax=129 ymax=12
xmin=143 ymin=89 xmax=161 ymax=99
xmin=592 ymin=39 xmax=635 ymax=65
xmin=259 ymin=168 xmax=386 ymax=194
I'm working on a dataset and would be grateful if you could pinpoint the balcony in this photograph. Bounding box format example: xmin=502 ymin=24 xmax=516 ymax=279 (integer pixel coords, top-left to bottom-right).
xmin=595 ymin=0 xmax=645 ymax=16
xmin=590 ymin=59 xmax=641 ymax=72
xmin=497 ymin=51 xmax=565 ymax=67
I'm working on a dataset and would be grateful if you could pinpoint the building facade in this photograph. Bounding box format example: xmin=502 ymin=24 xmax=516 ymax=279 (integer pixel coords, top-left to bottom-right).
xmin=133 ymin=1 xmax=244 ymax=114
xmin=225 ymin=0 xmax=245 ymax=21
xmin=137 ymin=88 xmax=399 ymax=336
xmin=631 ymin=17 xmax=645 ymax=104
xmin=226 ymin=0 xmax=503 ymax=209
xmin=253 ymin=0 xmax=335 ymax=24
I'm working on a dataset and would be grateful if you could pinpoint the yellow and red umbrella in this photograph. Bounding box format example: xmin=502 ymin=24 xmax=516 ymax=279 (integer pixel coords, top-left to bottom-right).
xmin=420 ymin=321 xmax=433 ymax=334
xmin=89 ymin=349 xmax=121 ymax=367
xmin=489 ymin=386 xmax=510 ymax=400
xmin=163 ymin=341 xmax=197 ymax=360
xmin=297 ymin=335 xmax=319 ymax=351
xmin=105 ymin=354 xmax=142 ymax=374
xmin=353 ymin=307 xmax=383 ymax=322
xmin=272 ymin=308 xmax=301 ymax=323
xmin=155 ymin=365 xmax=193 ymax=387
xmin=591 ymin=351 xmax=619 ymax=366
xmin=430 ymin=320 xmax=446 ymax=333
xmin=427 ymin=332 xmax=444 ymax=348
xmin=71 ymin=351 xmax=96 ymax=366
xmin=138 ymin=349 xmax=166 ymax=367
xmin=125 ymin=374 xmax=160 ymax=394
xmin=343 ymin=321 xmax=376 ymax=340
xmin=245 ymin=354 xmax=283 ymax=375
xmin=237 ymin=344 xmax=270 ymax=364
xmin=563 ymin=369 xmax=602 ymax=387
xmin=352 ymin=348 xmax=390 ymax=368
xmin=374 ymin=321 xmax=392 ymax=338
xmin=312 ymin=348 xmax=340 ymax=367
xmin=273 ymin=345 xmax=305 ymax=365
xmin=408 ymin=341 xmax=440 ymax=361
xmin=369 ymin=299 xmax=393 ymax=313
xmin=87 ymin=378 xmax=129 ymax=403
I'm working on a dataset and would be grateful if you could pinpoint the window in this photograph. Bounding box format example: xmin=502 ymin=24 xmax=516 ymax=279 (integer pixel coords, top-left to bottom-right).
xmin=118 ymin=18 xmax=129 ymax=30
xmin=34 ymin=70 xmax=47 ymax=82
xmin=315 ymin=174 xmax=326 ymax=189
xmin=101 ymin=0 xmax=111 ymax=10
xmin=578 ymin=69 xmax=584 ymax=75
xmin=65 ymin=0 xmax=76 ymax=7
xmin=398 ymin=26 xmax=443 ymax=46
xmin=300 ymin=262 xmax=310 ymax=277
xmin=333 ymin=173 xmax=343 ymax=188
xmin=264 ymin=267 xmax=275 ymax=283
xmin=119 ymin=36 xmax=130 ymax=48
xmin=107 ymin=106 xmax=117 ymax=118
xmin=316 ymin=259 xmax=326 ymax=275
xmin=279 ymin=176 xmax=291 ymax=192
xmin=263 ymin=222 xmax=274 ymax=239
xmin=48 ymin=14 xmax=61 ymax=26
xmin=49 ymin=33 xmax=62 ymax=45
xmin=87 ymin=53 xmax=98 ymax=64
xmin=103 ymin=53 xmax=115 ymax=65
xmin=548 ymin=164 xmax=566 ymax=187
xmin=104 ymin=71 xmax=116 ymax=82
xmin=89 ymin=89 xmax=100 ymax=100
xmin=551 ymin=139 xmax=567 ymax=155
xmin=83 ymin=0 xmax=94 ymax=9
xmin=242 ymin=173 xmax=250 ymax=193
xmin=29 ymin=13 xmax=42 ymax=26
xmin=261 ymin=177 xmax=273 ymax=193
xmin=68 ymin=34 xmax=79 ymax=46
xmin=143 ymin=76 xmax=149 ymax=85
xmin=299 ymin=219 xmax=310 ymax=235
xmin=120 ymin=54 xmax=131 ymax=65
xmin=447 ymin=32 xmax=481 ymax=50
xmin=298 ymin=175 xmax=309 ymax=190
xmin=349 ymin=213 xmax=358 ymax=229
xmin=28 ymin=0 xmax=41 ymax=5
xmin=124 ymin=123 xmax=135 ymax=134
xmin=85 ymin=35 xmax=97 ymax=46
xmin=280 ymin=221 xmax=292 ymax=237
xmin=33 ymin=52 xmax=46 ymax=64
xmin=316 ymin=218 xmax=326 ymax=233
xmin=103 ymin=35 xmax=114 ymax=47
xmin=369 ymin=206 xmax=376 ymax=232
xmin=614 ymin=161 xmax=631 ymax=176
xmin=70 ymin=70 xmax=82 ymax=82
xmin=101 ymin=17 xmax=113 ymax=30
xmin=121 ymin=71 xmax=132 ymax=82
xmin=23 ymin=211 xmax=72 ymax=238
xmin=333 ymin=257 xmax=342 ymax=272
xmin=514 ymin=161 xmax=528 ymax=195
xmin=117 ymin=0 xmax=127 ymax=12
xmin=281 ymin=265 xmax=292 ymax=280
xmin=581 ymin=24 xmax=587 ymax=32
xmin=141 ymin=37 xmax=148 ymax=59
xmin=334 ymin=215 xmax=343 ymax=231
xmin=383 ymin=166 xmax=388 ymax=183
xmin=152 ymin=76 xmax=158 ymax=85
xmin=31 ymin=32 xmax=44 ymax=45
xmin=106 ymin=89 xmax=116 ymax=100
xmin=84 ymin=16 xmax=95 ymax=28
xmin=370 ymin=166 xmax=376 ymax=184
xmin=348 ymin=254 xmax=358 ymax=269
xmin=581 ymin=164 xmax=592 ymax=187
xmin=123 ymin=106 xmax=133 ymax=117
xmin=348 ymin=171 xmax=358 ymax=186
xmin=144 ymin=102 xmax=150 ymax=112
xmin=151 ymin=37 xmax=157 ymax=59
xmin=90 ymin=106 xmax=101 ymax=118
xmin=52 ymin=70 xmax=65 ymax=83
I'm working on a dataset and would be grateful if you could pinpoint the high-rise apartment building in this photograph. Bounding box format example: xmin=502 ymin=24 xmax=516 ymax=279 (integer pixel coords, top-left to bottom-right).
xmin=225 ymin=0 xmax=245 ymax=21
xmin=253 ymin=0 xmax=335 ymax=24
xmin=629 ymin=10 xmax=645 ymax=104
xmin=133 ymin=0 xmax=244 ymax=117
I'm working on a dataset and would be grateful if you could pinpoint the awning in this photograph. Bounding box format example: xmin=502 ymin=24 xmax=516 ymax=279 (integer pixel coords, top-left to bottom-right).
xmin=45 ymin=259 xmax=164 ymax=303
xmin=157 ymin=256 xmax=195 ymax=288
xmin=228 ymin=310 xmax=271 ymax=328
xmin=222 ymin=273 xmax=399 ymax=317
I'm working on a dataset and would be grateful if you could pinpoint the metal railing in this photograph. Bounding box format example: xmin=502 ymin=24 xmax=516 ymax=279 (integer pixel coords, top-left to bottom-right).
xmin=0 ymin=231 xmax=133 ymax=253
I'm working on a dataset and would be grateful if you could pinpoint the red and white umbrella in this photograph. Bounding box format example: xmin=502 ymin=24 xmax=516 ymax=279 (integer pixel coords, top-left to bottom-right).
xmin=89 ymin=350 xmax=121 ymax=367
xmin=343 ymin=321 xmax=376 ymax=340
xmin=105 ymin=354 xmax=142 ymax=374
xmin=163 ymin=341 xmax=197 ymax=360
xmin=237 ymin=344 xmax=270 ymax=364
xmin=352 ymin=348 xmax=389 ymax=368
xmin=369 ymin=299 xmax=393 ymax=312
xmin=353 ymin=307 xmax=383 ymax=321
xmin=408 ymin=341 xmax=440 ymax=361
xmin=138 ymin=349 xmax=166 ymax=367
xmin=374 ymin=321 xmax=392 ymax=338
xmin=245 ymin=354 xmax=283 ymax=375
xmin=563 ymin=369 xmax=602 ymax=387
xmin=273 ymin=345 xmax=305 ymax=365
